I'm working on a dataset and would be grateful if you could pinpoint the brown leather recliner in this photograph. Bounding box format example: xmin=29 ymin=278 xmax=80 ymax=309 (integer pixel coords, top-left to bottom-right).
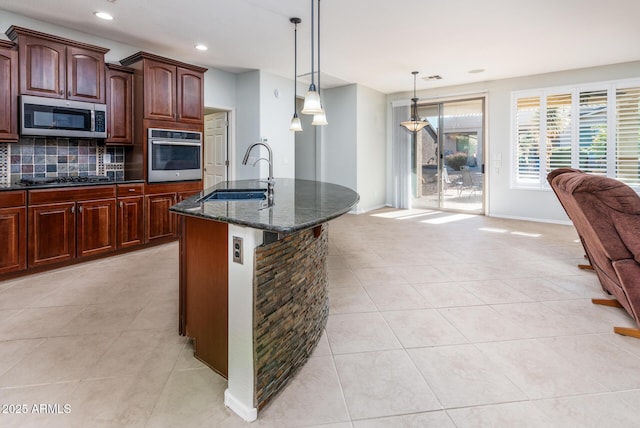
xmin=548 ymin=168 xmax=640 ymax=338
xmin=547 ymin=168 xmax=594 ymax=271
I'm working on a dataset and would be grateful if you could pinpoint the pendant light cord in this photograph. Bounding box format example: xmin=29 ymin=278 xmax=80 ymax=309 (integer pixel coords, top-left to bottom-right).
xmin=317 ymin=0 xmax=321 ymax=95
xmin=310 ymin=0 xmax=315 ymax=88
xmin=294 ymin=19 xmax=298 ymax=111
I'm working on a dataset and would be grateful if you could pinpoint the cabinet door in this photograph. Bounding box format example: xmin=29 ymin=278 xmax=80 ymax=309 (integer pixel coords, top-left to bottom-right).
xmin=0 ymin=43 xmax=18 ymax=142
xmin=144 ymin=59 xmax=177 ymax=121
xmin=176 ymin=67 xmax=204 ymax=124
xmin=19 ymin=35 xmax=66 ymax=98
xmin=0 ymin=206 xmax=26 ymax=274
xmin=117 ymin=196 xmax=144 ymax=248
xmin=28 ymin=202 xmax=75 ymax=267
xmin=67 ymin=46 xmax=105 ymax=103
xmin=105 ymin=66 xmax=133 ymax=144
xmin=146 ymin=193 xmax=177 ymax=241
xmin=77 ymin=199 xmax=116 ymax=258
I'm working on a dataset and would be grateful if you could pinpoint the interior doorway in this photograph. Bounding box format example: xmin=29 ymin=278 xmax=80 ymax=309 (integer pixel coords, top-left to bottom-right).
xmin=203 ymin=110 xmax=229 ymax=189
xmin=412 ymin=98 xmax=485 ymax=213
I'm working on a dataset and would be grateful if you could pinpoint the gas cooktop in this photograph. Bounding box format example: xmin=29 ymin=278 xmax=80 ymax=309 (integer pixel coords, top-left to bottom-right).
xmin=18 ymin=175 xmax=113 ymax=186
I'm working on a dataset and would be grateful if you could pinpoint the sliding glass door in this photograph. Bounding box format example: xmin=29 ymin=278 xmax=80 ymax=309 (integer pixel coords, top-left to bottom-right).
xmin=413 ymin=98 xmax=485 ymax=213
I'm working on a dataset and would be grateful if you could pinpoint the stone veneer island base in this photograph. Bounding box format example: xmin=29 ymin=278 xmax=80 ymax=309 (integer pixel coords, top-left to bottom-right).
xmin=171 ymin=178 xmax=359 ymax=421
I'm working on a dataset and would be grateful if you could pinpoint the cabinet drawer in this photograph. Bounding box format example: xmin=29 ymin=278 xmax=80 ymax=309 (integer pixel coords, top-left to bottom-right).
xmin=29 ymin=185 xmax=116 ymax=204
xmin=0 ymin=190 xmax=26 ymax=208
xmin=117 ymin=183 xmax=144 ymax=197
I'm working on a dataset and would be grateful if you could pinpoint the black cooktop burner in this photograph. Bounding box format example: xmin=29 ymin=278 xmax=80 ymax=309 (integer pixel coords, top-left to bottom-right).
xmin=18 ymin=175 xmax=112 ymax=186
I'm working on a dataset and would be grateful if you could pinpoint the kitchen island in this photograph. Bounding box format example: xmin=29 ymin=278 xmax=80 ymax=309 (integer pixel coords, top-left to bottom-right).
xmin=170 ymin=178 xmax=359 ymax=421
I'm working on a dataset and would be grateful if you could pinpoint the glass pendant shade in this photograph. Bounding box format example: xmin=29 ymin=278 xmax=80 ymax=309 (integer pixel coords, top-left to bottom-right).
xmin=312 ymin=106 xmax=327 ymax=126
xmin=290 ymin=113 xmax=303 ymax=132
xmin=400 ymin=118 xmax=429 ymax=133
xmin=302 ymin=84 xmax=322 ymax=114
xmin=400 ymin=99 xmax=429 ymax=132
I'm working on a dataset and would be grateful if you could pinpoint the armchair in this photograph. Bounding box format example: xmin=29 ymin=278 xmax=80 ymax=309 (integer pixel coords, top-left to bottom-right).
xmin=548 ymin=169 xmax=640 ymax=338
xmin=547 ymin=168 xmax=594 ymax=271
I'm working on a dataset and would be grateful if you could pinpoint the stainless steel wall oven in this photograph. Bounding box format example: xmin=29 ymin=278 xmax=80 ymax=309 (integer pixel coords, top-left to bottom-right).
xmin=147 ymin=128 xmax=202 ymax=182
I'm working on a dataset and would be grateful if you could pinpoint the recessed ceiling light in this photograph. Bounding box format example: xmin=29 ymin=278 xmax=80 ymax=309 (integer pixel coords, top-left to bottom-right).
xmin=468 ymin=68 xmax=485 ymax=74
xmin=94 ymin=11 xmax=114 ymax=20
xmin=195 ymin=44 xmax=208 ymax=51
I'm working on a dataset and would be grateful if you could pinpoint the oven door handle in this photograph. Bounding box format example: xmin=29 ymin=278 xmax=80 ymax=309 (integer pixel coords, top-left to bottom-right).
xmin=150 ymin=140 xmax=201 ymax=146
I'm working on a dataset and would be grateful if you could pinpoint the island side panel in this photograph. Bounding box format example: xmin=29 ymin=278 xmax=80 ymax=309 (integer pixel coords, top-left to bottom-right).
xmin=183 ymin=216 xmax=229 ymax=378
xmin=253 ymin=224 xmax=329 ymax=409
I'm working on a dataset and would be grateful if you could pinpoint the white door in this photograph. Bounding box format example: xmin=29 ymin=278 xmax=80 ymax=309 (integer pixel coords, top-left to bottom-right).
xmin=204 ymin=112 xmax=228 ymax=188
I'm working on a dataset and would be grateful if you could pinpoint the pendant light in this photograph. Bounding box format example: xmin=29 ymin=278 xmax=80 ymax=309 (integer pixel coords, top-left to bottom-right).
xmin=400 ymin=71 xmax=429 ymax=133
xmin=312 ymin=0 xmax=328 ymax=126
xmin=301 ymin=0 xmax=323 ymax=115
xmin=289 ymin=17 xmax=303 ymax=132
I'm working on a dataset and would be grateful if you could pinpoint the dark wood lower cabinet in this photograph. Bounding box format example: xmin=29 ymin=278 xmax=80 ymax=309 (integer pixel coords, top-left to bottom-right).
xmin=117 ymin=196 xmax=144 ymax=248
xmin=146 ymin=193 xmax=177 ymax=242
xmin=28 ymin=202 xmax=76 ymax=267
xmin=27 ymin=186 xmax=117 ymax=268
xmin=0 ymin=181 xmax=202 ymax=278
xmin=77 ymin=199 xmax=116 ymax=258
xmin=0 ymin=206 xmax=26 ymax=274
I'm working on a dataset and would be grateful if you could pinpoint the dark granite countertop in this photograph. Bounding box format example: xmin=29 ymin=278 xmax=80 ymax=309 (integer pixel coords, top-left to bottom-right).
xmin=170 ymin=178 xmax=359 ymax=234
xmin=0 ymin=179 xmax=145 ymax=192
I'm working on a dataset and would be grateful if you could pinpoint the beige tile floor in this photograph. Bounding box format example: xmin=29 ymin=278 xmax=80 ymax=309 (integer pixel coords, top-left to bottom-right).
xmin=1 ymin=207 xmax=640 ymax=427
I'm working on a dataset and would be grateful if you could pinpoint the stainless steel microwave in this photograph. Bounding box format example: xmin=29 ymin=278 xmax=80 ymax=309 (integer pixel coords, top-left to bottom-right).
xmin=148 ymin=128 xmax=202 ymax=182
xmin=20 ymin=95 xmax=107 ymax=138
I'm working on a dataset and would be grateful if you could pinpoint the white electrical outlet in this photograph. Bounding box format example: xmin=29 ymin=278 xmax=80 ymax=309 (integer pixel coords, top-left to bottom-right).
xmin=232 ymin=236 xmax=243 ymax=264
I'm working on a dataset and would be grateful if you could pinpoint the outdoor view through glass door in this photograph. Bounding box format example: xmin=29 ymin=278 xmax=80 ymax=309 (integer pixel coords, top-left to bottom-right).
xmin=412 ymin=98 xmax=485 ymax=213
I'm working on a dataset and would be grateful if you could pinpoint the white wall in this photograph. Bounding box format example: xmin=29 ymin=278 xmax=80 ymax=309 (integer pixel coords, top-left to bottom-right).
xmin=321 ymin=85 xmax=357 ymax=191
xmin=295 ymin=98 xmax=317 ymax=180
xmin=318 ymin=84 xmax=387 ymax=213
xmin=204 ymin=68 xmax=236 ymax=110
xmin=259 ymin=71 xmax=296 ymax=179
xmin=235 ymin=71 xmax=261 ymax=180
xmin=387 ymin=60 xmax=640 ymax=223
xmin=356 ymin=85 xmax=387 ymax=212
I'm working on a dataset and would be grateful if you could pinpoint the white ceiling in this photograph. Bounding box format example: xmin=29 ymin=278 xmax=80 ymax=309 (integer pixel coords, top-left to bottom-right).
xmin=1 ymin=0 xmax=639 ymax=94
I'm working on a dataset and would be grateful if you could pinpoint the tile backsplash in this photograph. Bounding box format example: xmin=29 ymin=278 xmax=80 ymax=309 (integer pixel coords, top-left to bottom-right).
xmin=3 ymin=137 xmax=126 ymax=185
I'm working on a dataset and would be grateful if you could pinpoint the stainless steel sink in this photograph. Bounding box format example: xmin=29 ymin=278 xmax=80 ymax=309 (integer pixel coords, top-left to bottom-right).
xmin=199 ymin=188 xmax=267 ymax=202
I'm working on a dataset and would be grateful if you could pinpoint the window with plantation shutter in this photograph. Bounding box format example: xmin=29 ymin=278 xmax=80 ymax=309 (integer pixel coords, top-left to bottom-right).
xmin=578 ymin=89 xmax=608 ymax=175
xmin=546 ymin=93 xmax=572 ymax=172
xmin=616 ymin=86 xmax=640 ymax=187
xmin=512 ymin=79 xmax=640 ymax=189
xmin=515 ymin=96 xmax=540 ymax=184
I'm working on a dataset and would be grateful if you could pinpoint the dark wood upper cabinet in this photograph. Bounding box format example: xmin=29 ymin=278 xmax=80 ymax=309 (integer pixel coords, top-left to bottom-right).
xmin=177 ymin=67 xmax=204 ymax=124
xmin=120 ymin=51 xmax=206 ymax=124
xmin=105 ymin=64 xmax=134 ymax=144
xmin=6 ymin=26 xmax=109 ymax=103
xmin=0 ymin=40 xmax=19 ymax=142
xmin=66 ymin=46 xmax=105 ymax=102
xmin=143 ymin=59 xmax=177 ymax=121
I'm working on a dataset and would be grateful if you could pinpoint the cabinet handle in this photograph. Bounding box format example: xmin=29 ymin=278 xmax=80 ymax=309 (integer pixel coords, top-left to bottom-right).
xmin=71 ymin=205 xmax=75 ymax=214
xmin=129 ymin=188 xmax=135 ymax=192
xmin=78 ymin=206 xmax=83 ymax=213
xmin=120 ymin=201 xmax=123 ymax=208
xmin=68 ymin=91 xmax=71 ymax=97
xmin=60 ymin=90 xmax=63 ymax=95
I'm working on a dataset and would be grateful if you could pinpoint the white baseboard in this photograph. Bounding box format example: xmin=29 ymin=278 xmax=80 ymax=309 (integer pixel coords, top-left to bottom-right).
xmin=224 ymin=389 xmax=257 ymax=422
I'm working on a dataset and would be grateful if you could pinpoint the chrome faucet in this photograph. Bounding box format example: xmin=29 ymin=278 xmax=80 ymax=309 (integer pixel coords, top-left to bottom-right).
xmin=242 ymin=141 xmax=274 ymax=204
